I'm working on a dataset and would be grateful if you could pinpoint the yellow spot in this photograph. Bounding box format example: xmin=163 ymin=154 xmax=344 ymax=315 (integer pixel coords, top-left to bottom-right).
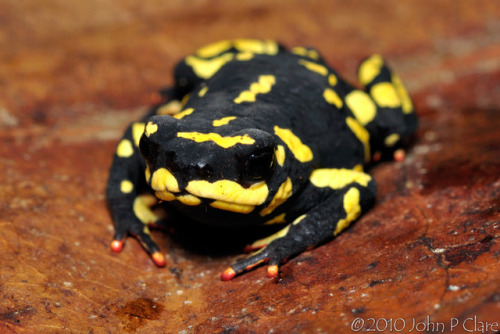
xmin=157 ymin=100 xmax=182 ymax=115
xmin=198 ymin=86 xmax=208 ymax=97
xmin=145 ymin=166 xmax=151 ymax=182
xmin=210 ymin=201 xmax=255 ymax=213
xmin=323 ymin=88 xmax=343 ymax=109
xmin=371 ymin=82 xmax=401 ymax=108
xmin=251 ymin=224 xmax=291 ymax=249
xmin=328 ymin=74 xmax=338 ymax=86
xmin=116 ymin=139 xmax=134 ymax=158
xmin=298 ymin=59 xmax=328 ymax=76
xmin=292 ymin=214 xmax=307 ymax=225
xmin=145 ymin=121 xmax=158 ymax=137
xmin=345 ymin=90 xmax=377 ymax=125
xmin=173 ymin=108 xmax=194 ymax=119
xmin=310 ymin=168 xmax=372 ymax=189
xmin=133 ymin=195 xmax=160 ymax=224
xmin=132 ymin=122 xmax=145 ymax=147
xmin=353 ymin=164 xmax=364 ymax=172
xmin=235 ymin=52 xmax=254 ymax=61
xmin=120 ymin=180 xmax=134 ymax=193
xmin=260 ymin=178 xmax=292 ymax=216
xmin=346 ymin=117 xmax=371 ymax=162
xmin=334 ymin=188 xmax=361 ymax=236
xmin=196 ymin=40 xmax=232 ymax=58
xmin=358 ymin=54 xmax=384 ymax=86
xmin=180 ymin=93 xmax=190 ymax=106
xmin=151 ymin=168 xmax=180 ymax=193
xmin=186 ymin=180 xmax=269 ymax=205
xmin=234 ymin=75 xmax=276 ymax=104
xmin=212 ymin=116 xmax=237 ymax=127
xmin=155 ymin=190 xmax=176 ymax=201
xmin=291 ymin=46 xmax=320 ymax=60
xmin=384 ymin=133 xmax=400 ymax=147
xmin=264 ymin=213 xmax=286 ymax=225
xmin=177 ymin=132 xmax=255 ymax=148
xmin=233 ymin=39 xmax=279 ymax=55
xmin=274 ymin=126 xmax=313 ymax=163
xmin=185 ymin=53 xmax=234 ymax=79
xmin=177 ymin=194 xmax=202 ymax=206
xmin=275 ymin=145 xmax=285 ymax=167
xmin=392 ymin=74 xmax=414 ymax=114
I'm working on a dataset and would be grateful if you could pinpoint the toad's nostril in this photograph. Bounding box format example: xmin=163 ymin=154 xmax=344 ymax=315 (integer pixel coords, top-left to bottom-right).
xmin=195 ymin=163 xmax=214 ymax=179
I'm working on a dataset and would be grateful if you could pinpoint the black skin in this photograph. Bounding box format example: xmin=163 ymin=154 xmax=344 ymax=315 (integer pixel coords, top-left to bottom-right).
xmin=106 ymin=40 xmax=417 ymax=279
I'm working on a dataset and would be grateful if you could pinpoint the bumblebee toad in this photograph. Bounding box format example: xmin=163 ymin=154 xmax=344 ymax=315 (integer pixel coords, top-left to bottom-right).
xmin=106 ymin=39 xmax=417 ymax=280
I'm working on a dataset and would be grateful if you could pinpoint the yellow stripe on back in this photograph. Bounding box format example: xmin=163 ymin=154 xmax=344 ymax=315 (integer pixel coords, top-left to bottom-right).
xmin=310 ymin=168 xmax=371 ymax=189
xmin=234 ymin=75 xmax=276 ymax=104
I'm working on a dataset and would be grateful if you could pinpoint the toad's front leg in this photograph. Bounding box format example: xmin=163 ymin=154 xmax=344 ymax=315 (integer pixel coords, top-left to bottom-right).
xmin=221 ymin=168 xmax=377 ymax=280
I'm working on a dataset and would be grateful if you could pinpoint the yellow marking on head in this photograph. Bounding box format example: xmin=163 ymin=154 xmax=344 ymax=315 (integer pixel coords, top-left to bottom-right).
xmin=132 ymin=122 xmax=145 ymax=147
xmin=145 ymin=121 xmax=158 ymax=137
xmin=155 ymin=190 xmax=176 ymax=201
xmin=371 ymin=82 xmax=401 ymax=108
xmin=392 ymin=74 xmax=413 ymax=114
xmin=177 ymin=132 xmax=255 ymax=148
xmin=384 ymin=133 xmax=400 ymax=147
xmin=210 ymin=201 xmax=255 ymax=213
xmin=180 ymin=93 xmax=190 ymax=106
xmin=298 ymin=59 xmax=328 ymax=76
xmin=334 ymin=187 xmax=361 ymax=236
xmin=186 ymin=180 xmax=268 ymax=205
xmin=157 ymin=100 xmax=182 ymax=115
xmin=212 ymin=116 xmax=237 ymax=127
xmin=275 ymin=145 xmax=286 ymax=167
xmin=133 ymin=195 xmax=160 ymax=224
xmin=358 ymin=54 xmax=384 ymax=86
xmin=328 ymin=74 xmax=338 ymax=86
xmin=291 ymin=46 xmax=320 ymax=60
xmin=345 ymin=90 xmax=377 ymax=125
xmin=264 ymin=213 xmax=286 ymax=225
xmin=173 ymin=108 xmax=194 ymax=119
xmin=234 ymin=75 xmax=276 ymax=104
xmin=292 ymin=214 xmax=307 ymax=225
xmin=346 ymin=117 xmax=370 ymax=162
xmin=185 ymin=53 xmax=234 ymax=79
xmin=310 ymin=168 xmax=371 ymax=189
xmin=274 ymin=126 xmax=313 ymax=163
xmin=151 ymin=168 xmax=180 ymax=193
xmin=233 ymin=39 xmax=279 ymax=55
xmin=323 ymin=88 xmax=343 ymax=109
xmin=251 ymin=224 xmax=291 ymax=248
xmin=260 ymin=178 xmax=292 ymax=216
xmin=236 ymin=52 xmax=254 ymax=61
xmin=116 ymin=139 xmax=134 ymax=158
xmin=120 ymin=180 xmax=134 ymax=193
xmin=177 ymin=194 xmax=202 ymax=206
xmin=198 ymin=86 xmax=208 ymax=97
xmin=145 ymin=166 xmax=151 ymax=182
xmin=196 ymin=40 xmax=232 ymax=58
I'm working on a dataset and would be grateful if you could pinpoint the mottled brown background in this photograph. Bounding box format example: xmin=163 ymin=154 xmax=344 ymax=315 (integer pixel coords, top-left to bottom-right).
xmin=1 ymin=1 xmax=499 ymax=333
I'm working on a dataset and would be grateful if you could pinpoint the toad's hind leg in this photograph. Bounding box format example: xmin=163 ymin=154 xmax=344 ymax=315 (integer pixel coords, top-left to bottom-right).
xmin=221 ymin=169 xmax=376 ymax=280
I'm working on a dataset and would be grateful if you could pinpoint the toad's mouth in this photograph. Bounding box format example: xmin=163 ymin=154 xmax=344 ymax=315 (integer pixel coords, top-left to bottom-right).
xmin=149 ymin=167 xmax=269 ymax=214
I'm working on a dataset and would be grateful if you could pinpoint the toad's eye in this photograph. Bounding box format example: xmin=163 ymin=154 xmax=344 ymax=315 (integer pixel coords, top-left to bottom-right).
xmin=241 ymin=147 xmax=275 ymax=182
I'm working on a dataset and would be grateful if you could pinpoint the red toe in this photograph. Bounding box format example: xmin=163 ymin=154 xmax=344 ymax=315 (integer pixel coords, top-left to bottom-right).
xmin=111 ymin=240 xmax=124 ymax=252
xmin=221 ymin=267 xmax=236 ymax=281
xmin=152 ymin=252 xmax=167 ymax=267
